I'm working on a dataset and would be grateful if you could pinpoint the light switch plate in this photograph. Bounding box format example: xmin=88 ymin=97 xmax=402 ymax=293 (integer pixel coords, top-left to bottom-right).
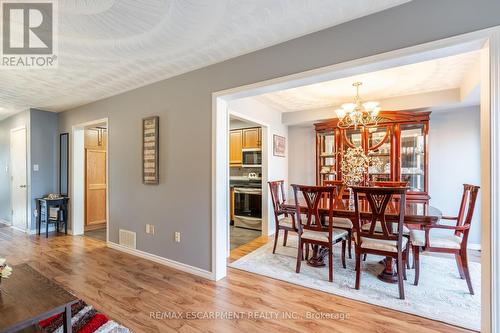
xmin=33 ymin=164 xmax=39 ymax=171
xmin=145 ymin=224 xmax=155 ymax=235
xmin=174 ymin=232 xmax=181 ymax=243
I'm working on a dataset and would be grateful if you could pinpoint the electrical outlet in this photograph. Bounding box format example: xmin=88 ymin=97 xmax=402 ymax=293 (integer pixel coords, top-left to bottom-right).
xmin=174 ymin=232 xmax=181 ymax=243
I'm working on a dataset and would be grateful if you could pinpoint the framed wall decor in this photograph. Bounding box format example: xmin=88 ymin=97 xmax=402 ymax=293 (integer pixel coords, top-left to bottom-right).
xmin=273 ymin=134 xmax=286 ymax=157
xmin=59 ymin=133 xmax=69 ymax=195
xmin=142 ymin=116 xmax=159 ymax=184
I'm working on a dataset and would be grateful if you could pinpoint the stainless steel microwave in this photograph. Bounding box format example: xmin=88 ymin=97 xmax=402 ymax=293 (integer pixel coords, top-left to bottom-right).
xmin=242 ymin=148 xmax=262 ymax=167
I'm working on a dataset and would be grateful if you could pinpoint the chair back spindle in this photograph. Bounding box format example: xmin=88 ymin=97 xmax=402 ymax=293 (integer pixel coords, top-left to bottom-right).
xmin=269 ymin=180 xmax=286 ymax=212
xmin=353 ymin=186 xmax=407 ymax=248
xmin=292 ymin=185 xmax=336 ymax=237
xmin=455 ymin=184 xmax=480 ymax=239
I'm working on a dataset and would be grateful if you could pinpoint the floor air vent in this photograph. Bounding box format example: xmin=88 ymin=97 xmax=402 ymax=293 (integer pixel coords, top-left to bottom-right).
xmin=119 ymin=229 xmax=136 ymax=249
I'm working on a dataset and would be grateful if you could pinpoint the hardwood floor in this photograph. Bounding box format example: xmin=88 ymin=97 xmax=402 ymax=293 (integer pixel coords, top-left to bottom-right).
xmin=0 ymin=227 xmax=475 ymax=333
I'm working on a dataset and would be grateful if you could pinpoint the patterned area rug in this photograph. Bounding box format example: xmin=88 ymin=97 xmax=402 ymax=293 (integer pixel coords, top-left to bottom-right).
xmin=230 ymin=235 xmax=481 ymax=331
xmin=39 ymin=300 xmax=131 ymax=333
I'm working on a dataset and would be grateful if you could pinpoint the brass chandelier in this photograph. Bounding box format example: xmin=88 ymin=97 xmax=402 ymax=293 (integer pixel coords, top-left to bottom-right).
xmin=335 ymin=82 xmax=381 ymax=129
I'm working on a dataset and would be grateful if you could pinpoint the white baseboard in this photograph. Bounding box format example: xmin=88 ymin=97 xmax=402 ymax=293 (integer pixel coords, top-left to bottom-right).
xmin=467 ymin=243 xmax=481 ymax=251
xmin=106 ymin=242 xmax=214 ymax=280
xmin=11 ymin=225 xmax=27 ymax=233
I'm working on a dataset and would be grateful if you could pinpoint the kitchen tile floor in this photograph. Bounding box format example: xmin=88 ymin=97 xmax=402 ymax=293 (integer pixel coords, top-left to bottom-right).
xmin=84 ymin=228 xmax=106 ymax=242
xmin=230 ymin=225 xmax=261 ymax=250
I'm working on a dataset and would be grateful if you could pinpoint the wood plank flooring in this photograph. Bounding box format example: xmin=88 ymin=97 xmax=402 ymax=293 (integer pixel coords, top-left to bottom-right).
xmin=0 ymin=227 xmax=476 ymax=333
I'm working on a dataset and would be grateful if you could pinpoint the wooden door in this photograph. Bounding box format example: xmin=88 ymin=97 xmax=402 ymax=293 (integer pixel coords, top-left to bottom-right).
xmin=242 ymin=128 xmax=260 ymax=148
xmin=229 ymin=130 xmax=243 ymax=165
xmin=85 ymin=149 xmax=107 ymax=229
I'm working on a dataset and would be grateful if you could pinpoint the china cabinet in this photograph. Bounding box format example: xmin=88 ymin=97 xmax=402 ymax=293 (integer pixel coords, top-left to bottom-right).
xmin=315 ymin=111 xmax=430 ymax=202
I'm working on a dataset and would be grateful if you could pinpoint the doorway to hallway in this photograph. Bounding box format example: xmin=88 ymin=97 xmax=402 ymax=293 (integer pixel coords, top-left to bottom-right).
xmin=10 ymin=126 xmax=27 ymax=231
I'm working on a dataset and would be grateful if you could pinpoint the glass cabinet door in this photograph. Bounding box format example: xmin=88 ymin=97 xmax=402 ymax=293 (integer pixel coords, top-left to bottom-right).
xmin=367 ymin=126 xmax=391 ymax=182
xmin=344 ymin=128 xmax=363 ymax=148
xmin=318 ymin=131 xmax=336 ymax=182
xmin=400 ymin=124 xmax=425 ymax=192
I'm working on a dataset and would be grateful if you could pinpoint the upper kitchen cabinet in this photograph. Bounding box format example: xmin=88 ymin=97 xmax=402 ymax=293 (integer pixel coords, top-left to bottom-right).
xmin=230 ymin=130 xmax=243 ymax=166
xmin=242 ymin=128 xmax=261 ymax=149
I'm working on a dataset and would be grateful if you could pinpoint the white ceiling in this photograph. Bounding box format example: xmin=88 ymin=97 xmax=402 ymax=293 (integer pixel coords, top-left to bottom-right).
xmin=256 ymin=50 xmax=481 ymax=112
xmin=0 ymin=0 xmax=409 ymax=120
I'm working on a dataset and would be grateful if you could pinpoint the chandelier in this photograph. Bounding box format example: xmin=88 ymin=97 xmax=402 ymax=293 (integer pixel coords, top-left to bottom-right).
xmin=335 ymin=82 xmax=381 ymax=129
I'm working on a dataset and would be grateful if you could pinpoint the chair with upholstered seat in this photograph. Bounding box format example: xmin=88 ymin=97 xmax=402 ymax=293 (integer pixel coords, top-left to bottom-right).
xmin=268 ymin=180 xmax=298 ymax=254
xmin=292 ymin=184 xmax=348 ymax=282
xmin=410 ymin=184 xmax=480 ymax=294
xmin=323 ymin=180 xmax=354 ymax=258
xmin=363 ymin=181 xmax=411 ymax=268
xmin=352 ymin=186 xmax=409 ymax=299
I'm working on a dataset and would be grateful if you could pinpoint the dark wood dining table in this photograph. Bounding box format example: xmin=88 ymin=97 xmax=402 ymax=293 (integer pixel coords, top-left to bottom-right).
xmin=282 ymin=197 xmax=442 ymax=283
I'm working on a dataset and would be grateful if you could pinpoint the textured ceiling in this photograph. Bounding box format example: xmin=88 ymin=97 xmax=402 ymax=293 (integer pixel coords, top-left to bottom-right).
xmin=256 ymin=50 xmax=481 ymax=112
xmin=0 ymin=0 xmax=409 ymax=120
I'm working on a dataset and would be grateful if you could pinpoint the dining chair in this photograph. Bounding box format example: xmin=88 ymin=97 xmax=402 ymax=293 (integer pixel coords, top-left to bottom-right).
xmin=410 ymin=184 xmax=480 ymax=294
xmin=323 ymin=180 xmax=354 ymax=259
xmin=352 ymin=186 xmax=408 ymax=299
xmin=292 ymin=184 xmax=348 ymax=282
xmin=268 ymin=180 xmax=298 ymax=254
xmin=363 ymin=181 xmax=411 ymax=268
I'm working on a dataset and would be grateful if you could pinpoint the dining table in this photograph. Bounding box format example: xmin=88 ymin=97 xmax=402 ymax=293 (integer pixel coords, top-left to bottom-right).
xmin=282 ymin=197 xmax=442 ymax=283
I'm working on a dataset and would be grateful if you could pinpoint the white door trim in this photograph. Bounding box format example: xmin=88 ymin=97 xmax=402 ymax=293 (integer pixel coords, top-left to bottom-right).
xmin=9 ymin=126 xmax=27 ymax=232
xmin=487 ymin=28 xmax=500 ymax=333
xmin=70 ymin=118 xmax=109 ymax=242
xmin=212 ymin=25 xmax=500 ymax=332
xmin=229 ymin=110 xmax=271 ymax=238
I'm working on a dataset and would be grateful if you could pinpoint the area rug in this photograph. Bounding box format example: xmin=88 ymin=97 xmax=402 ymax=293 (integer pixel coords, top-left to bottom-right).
xmin=39 ymin=300 xmax=132 ymax=333
xmin=230 ymin=235 xmax=481 ymax=331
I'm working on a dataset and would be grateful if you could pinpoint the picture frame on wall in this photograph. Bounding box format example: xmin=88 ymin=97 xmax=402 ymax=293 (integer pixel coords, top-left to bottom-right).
xmin=273 ymin=134 xmax=286 ymax=157
xmin=142 ymin=116 xmax=159 ymax=184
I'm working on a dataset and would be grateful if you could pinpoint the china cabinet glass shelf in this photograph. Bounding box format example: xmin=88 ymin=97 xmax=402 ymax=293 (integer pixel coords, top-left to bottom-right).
xmin=315 ymin=111 xmax=430 ymax=202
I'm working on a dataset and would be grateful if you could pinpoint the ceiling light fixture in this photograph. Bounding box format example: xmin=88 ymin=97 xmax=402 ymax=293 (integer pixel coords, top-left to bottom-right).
xmin=335 ymin=82 xmax=380 ymax=129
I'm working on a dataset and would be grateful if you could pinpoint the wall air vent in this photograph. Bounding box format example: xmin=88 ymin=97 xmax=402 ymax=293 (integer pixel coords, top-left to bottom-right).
xmin=119 ymin=229 xmax=136 ymax=249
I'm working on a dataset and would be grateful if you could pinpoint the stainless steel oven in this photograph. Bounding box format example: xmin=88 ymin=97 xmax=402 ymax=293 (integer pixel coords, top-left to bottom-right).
xmin=233 ymin=187 xmax=262 ymax=230
xmin=242 ymin=148 xmax=262 ymax=168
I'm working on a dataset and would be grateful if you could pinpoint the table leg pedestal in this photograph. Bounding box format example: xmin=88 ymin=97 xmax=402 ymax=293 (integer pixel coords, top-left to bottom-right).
xmin=307 ymin=245 xmax=328 ymax=267
xmin=378 ymin=257 xmax=399 ymax=284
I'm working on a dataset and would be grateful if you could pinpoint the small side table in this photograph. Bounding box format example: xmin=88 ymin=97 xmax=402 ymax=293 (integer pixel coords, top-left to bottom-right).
xmin=0 ymin=264 xmax=78 ymax=333
xmin=36 ymin=197 xmax=70 ymax=238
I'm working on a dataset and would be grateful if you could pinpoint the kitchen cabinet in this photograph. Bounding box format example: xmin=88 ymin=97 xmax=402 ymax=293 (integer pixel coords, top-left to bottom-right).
xmin=242 ymin=128 xmax=261 ymax=149
xmin=315 ymin=111 xmax=430 ymax=202
xmin=230 ymin=127 xmax=262 ymax=166
xmin=230 ymin=130 xmax=243 ymax=166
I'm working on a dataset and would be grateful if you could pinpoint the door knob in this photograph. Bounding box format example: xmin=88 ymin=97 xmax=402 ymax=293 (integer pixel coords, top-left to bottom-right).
xmin=20 ymin=185 xmax=27 ymax=188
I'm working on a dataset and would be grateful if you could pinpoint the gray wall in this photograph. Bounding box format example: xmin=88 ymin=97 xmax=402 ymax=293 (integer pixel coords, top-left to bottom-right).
xmin=58 ymin=0 xmax=500 ymax=271
xmin=0 ymin=111 xmax=28 ymax=222
xmin=29 ymin=109 xmax=58 ymax=230
xmin=429 ymin=106 xmax=482 ymax=246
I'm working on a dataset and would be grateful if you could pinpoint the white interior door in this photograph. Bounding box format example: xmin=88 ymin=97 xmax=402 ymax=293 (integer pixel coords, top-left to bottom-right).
xmin=10 ymin=127 xmax=27 ymax=230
